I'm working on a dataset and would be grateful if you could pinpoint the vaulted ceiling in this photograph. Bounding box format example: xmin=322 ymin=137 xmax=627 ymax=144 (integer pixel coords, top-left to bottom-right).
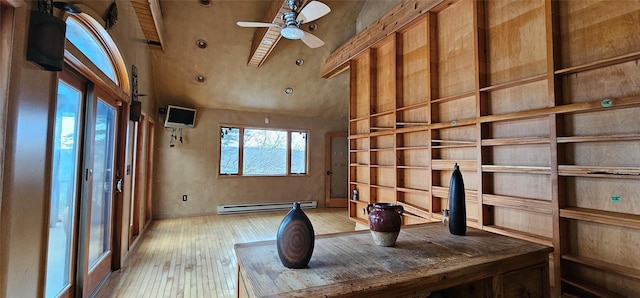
xmin=145 ymin=0 xmax=374 ymax=120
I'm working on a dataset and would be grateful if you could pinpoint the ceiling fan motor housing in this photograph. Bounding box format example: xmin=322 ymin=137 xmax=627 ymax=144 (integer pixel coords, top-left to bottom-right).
xmin=281 ymin=11 xmax=304 ymax=40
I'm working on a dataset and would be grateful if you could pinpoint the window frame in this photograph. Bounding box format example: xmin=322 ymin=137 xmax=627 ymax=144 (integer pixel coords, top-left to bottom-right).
xmin=219 ymin=125 xmax=309 ymax=177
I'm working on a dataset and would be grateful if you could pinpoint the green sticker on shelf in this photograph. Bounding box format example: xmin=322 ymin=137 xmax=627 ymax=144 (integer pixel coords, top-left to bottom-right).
xmin=601 ymin=99 xmax=613 ymax=108
xmin=611 ymin=195 xmax=621 ymax=203
xmin=451 ymin=120 xmax=457 ymax=126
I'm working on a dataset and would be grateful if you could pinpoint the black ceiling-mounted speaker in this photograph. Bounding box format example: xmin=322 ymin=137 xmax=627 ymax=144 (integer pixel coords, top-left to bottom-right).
xmin=130 ymin=100 xmax=142 ymax=122
xmin=27 ymin=10 xmax=66 ymax=72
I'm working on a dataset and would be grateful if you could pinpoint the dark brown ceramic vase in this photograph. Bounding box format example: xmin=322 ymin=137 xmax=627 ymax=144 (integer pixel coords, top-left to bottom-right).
xmin=367 ymin=203 xmax=404 ymax=246
xmin=276 ymin=202 xmax=315 ymax=269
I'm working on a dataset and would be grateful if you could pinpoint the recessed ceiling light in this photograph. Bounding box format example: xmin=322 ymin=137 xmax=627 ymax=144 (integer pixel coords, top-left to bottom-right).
xmin=263 ymin=40 xmax=273 ymax=45
xmin=199 ymin=0 xmax=211 ymax=7
xmin=308 ymin=23 xmax=318 ymax=31
xmin=196 ymin=39 xmax=208 ymax=49
xmin=284 ymin=87 xmax=293 ymax=94
xmin=196 ymin=75 xmax=206 ymax=83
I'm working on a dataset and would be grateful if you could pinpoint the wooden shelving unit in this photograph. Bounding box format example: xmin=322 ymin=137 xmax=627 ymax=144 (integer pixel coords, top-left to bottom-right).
xmin=345 ymin=1 xmax=640 ymax=296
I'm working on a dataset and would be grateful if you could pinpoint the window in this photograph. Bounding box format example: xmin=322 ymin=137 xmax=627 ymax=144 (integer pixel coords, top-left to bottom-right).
xmin=65 ymin=17 xmax=117 ymax=83
xmin=220 ymin=126 xmax=308 ymax=176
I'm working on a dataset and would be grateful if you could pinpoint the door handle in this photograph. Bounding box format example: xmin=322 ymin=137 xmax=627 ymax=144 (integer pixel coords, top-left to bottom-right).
xmin=326 ymin=171 xmax=332 ymax=175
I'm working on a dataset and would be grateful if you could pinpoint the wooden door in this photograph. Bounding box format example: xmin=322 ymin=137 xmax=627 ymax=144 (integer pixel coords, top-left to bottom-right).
xmin=79 ymin=85 xmax=120 ymax=297
xmin=325 ymin=132 xmax=348 ymax=207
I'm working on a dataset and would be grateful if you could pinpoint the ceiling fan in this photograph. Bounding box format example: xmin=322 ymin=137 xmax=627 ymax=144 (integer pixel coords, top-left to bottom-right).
xmin=237 ymin=0 xmax=331 ymax=48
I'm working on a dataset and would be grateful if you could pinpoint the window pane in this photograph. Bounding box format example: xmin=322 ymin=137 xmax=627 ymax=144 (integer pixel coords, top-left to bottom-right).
xmin=291 ymin=132 xmax=307 ymax=174
xmin=88 ymin=99 xmax=116 ymax=269
xmin=243 ymin=129 xmax=287 ymax=175
xmin=220 ymin=127 xmax=239 ymax=175
xmin=65 ymin=17 xmax=117 ymax=83
xmin=46 ymin=80 xmax=82 ymax=298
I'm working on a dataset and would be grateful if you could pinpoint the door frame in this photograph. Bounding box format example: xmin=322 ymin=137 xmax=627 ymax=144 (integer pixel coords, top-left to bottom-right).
xmin=325 ymin=132 xmax=348 ymax=208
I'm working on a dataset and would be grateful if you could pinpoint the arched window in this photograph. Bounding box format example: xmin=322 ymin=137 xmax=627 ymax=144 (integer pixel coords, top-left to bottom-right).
xmin=65 ymin=17 xmax=117 ymax=83
xmin=63 ymin=12 xmax=129 ymax=94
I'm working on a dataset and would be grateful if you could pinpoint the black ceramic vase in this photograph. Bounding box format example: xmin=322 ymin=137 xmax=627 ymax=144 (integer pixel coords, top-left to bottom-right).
xmin=448 ymin=163 xmax=466 ymax=236
xmin=276 ymin=202 xmax=315 ymax=269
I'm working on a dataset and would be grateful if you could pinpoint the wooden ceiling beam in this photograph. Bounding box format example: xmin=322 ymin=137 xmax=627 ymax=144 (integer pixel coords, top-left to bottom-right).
xmin=247 ymin=0 xmax=309 ymax=67
xmin=320 ymin=0 xmax=459 ymax=79
xmin=131 ymin=0 xmax=165 ymax=50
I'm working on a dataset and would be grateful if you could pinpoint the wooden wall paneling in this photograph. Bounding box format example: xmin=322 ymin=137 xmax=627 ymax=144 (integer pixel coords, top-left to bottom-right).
xmin=396 ymin=15 xmax=430 ymax=126
xmin=436 ymin=0 xmax=476 ymax=98
xmin=557 ymin=0 xmax=640 ymax=69
xmin=554 ymin=1 xmax=640 ymax=295
xmin=485 ymin=0 xmax=547 ymax=86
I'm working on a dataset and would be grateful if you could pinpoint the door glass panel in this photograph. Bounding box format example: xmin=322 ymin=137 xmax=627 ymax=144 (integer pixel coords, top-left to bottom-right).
xmin=46 ymin=80 xmax=83 ymax=297
xmin=88 ymin=99 xmax=116 ymax=269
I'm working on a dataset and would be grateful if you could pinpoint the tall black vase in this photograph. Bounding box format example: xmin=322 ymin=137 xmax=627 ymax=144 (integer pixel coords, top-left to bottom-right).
xmin=276 ymin=202 xmax=315 ymax=269
xmin=448 ymin=163 xmax=466 ymax=236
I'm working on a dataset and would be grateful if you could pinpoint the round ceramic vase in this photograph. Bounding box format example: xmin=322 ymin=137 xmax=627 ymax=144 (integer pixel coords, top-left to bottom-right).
xmin=367 ymin=203 xmax=404 ymax=246
xmin=276 ymin=202 xmax=315 ymax=269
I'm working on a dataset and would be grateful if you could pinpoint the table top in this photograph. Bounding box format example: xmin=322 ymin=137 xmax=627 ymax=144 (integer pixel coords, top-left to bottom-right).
xmin=235 ymin=223 xmax=553 ymax=297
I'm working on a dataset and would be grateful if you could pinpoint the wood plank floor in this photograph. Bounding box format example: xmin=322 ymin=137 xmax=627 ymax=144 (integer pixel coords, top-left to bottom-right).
xmin=96 ymin=208 xmax=355 ymax=298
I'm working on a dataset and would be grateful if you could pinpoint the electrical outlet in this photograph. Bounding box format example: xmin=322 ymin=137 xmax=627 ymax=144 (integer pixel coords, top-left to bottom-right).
xmin=611 ymin=195 xmax=621 ymax=203
xmin=182 ymin=195 xmax=187 ymax=201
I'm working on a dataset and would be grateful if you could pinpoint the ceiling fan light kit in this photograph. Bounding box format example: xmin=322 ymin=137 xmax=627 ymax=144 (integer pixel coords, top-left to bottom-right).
xmin=236 ymin=0 xmax=331 ymax=48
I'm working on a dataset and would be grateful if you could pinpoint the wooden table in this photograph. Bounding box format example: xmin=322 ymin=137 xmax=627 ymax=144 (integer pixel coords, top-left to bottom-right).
xmin=235 ymin=223 xmax=553 ymax=297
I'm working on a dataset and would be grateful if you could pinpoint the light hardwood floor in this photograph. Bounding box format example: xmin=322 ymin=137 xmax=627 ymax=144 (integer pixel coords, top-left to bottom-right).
xmin=96 ymin=208 xmax=355 ymax=298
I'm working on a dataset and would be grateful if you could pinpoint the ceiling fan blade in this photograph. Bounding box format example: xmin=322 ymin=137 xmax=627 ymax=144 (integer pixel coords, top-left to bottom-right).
xmin=297 ymin=1 xmax=331 ymax=24
xmin=300 ymin=31 xmax=325 ymax=48
xmin=236 ymin=21 xmax=279 ymax=28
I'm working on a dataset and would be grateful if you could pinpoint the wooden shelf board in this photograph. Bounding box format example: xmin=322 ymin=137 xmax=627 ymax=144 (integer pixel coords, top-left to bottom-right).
xmin=349 ymin=149 xmax=369 ymax=153
xmin=431 ymin=144 xmax=477 ymax=149
xmin=396 ymin=101 xmax=429 ymax=111
xmin=562 ymin=254 xmax=640 ymax=281
xmin=397 ymin=122 xmax=430 ymax=127
xmin=349 ymin=115 xmax=369 ymax=122
xmin=430 ymin=119 xmax=476 ymax=130
xmin=432 ymin=139 xmax=476 ymax=144
xmin=370 ymin=147 xmax=394 ymax=152
xmin=349 ymin=199 xmax=370 ymax=206
xmin=348 ymin=133 xmax=370 ymax=140
xmin=430 ymin=186 xmax=477 ymax=200
xmin=558 ymin=165 xmax=640 ymax=180
xmin=370 ymin=165 xmax=395 ymax=168
xmin=555 ymin=51 xmax=640 ymax=76
xmin=349 ymin=163 xmax=369 ymax=167
xmin=483 ymin=194 xmax=553 ymax=215
xmin=482 ymin=165 xmax=551 ymax=175
xmin=481 ymin=137 xmax=550 ymax=146
xmin=396 ymin=146 xmax=430 ymax=151
xmin=369 ymin=130 xmax=395 ymax=137
xmin=431 ymin=91 xmax=476 ymax=104
xmin=561 ymin=276 xmax=626 ymax=298
xmin=482 ymin=225 xmax=553 ymax=247
xmin=479 ymin=74 xmax=547 ymax=93
xmin=397 ymin=165 xmax=430 ymax=170
xmin=432 ymin=160 xmax=477 ymax=171
xmin=431 ymin=186 xmax=449 ymax=198
xmin=349 ymin=181 xmax=369 ymax=186
xmin=371 ymin=110 xmax=395 ymax=117
xmin=396 ymin=187 xmax=429 ymax=195
xmin=370 ymin=127 xmax=395 ymax=131
xmin=396 ymin=202 xmax=431 ymax=219
xmin=395 ymin=125 xmax=430 ymax=134
xmin=559 ymin=207 xmax=640 ymax=229
xmin=557 ymin=133 xmax=640 ymax=143
xmin=370 ymin=184 xmax=395 ymax=190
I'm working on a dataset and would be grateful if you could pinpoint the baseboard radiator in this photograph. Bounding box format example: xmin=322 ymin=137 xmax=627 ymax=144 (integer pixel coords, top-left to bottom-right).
xmin=217 ymin=200 xmax=317 ymax=214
